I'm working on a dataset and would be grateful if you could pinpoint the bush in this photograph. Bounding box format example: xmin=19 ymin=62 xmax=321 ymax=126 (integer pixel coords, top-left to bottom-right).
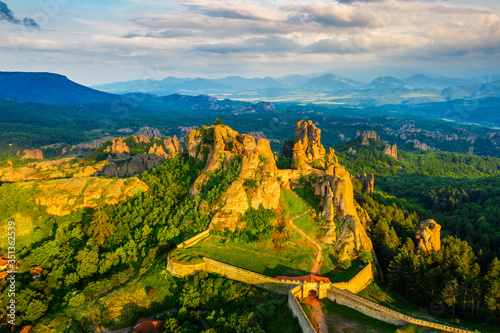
xmin=341 ymin=258 xmax=351 ymax=269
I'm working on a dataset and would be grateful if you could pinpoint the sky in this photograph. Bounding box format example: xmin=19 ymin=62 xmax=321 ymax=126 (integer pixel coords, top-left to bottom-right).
xmin=1 ymin=0 xmax=500 ymax=86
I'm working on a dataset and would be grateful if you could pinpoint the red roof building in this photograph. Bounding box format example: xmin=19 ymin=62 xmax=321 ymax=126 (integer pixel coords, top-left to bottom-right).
xmin=275 ymin=275 xmax=331 ymax=283
xmin=132 ymin=318 xmax=165 ymax=333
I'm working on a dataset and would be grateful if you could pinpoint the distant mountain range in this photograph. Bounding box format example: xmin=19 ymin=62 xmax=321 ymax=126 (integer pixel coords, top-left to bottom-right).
xmin=93 ymin=72 xmax=494 ymax=94
xmin=1 ymin=71 xmax=500 ymax=112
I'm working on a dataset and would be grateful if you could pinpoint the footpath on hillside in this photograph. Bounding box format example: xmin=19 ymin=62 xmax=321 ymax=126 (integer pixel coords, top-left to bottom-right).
xmin=286 ymin=190 xmax=329 ymax=333
xmin=286 ymin=190 xmax=324 ymax=275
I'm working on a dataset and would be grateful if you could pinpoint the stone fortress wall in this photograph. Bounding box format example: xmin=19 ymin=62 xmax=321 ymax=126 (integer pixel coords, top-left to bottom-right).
xmin=204 ymin=258 xmax=298 ymax=295
xmin=327 ymin=286 xmax=476 ymax=333
xmin=331 ymin=262 xmax=375 ymax=294
xmin=177 ymin=230 xmax=211 ymax=248
xmin=167 ymin=232 xmax=476 ymax=333
xmin=289 ymin=285 xmax=317 ymax=333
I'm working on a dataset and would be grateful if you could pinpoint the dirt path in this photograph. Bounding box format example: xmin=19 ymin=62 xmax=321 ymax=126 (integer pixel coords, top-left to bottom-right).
xmin=286 ymin=190 xmax=324 ymax=275
xmin=303 ymin=296 xmax=328 ymax=333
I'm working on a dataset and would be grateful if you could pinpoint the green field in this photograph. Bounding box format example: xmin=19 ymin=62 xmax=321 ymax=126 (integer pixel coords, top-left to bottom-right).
xmin=322 ymin=259 xmax=364 ymax=283
xmin=320 ymin=298 xmax=398 ymax=333
xmin=294 ymin=187 xmax=321 ymax=210
xmin=281 ymin=190 xmax=309 ymax=218
xmin=172 ymin=235 xmax=315 ymax=277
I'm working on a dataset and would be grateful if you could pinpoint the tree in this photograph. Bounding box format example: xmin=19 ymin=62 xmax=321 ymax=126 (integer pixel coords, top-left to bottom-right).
xmin=360 ymin=251 xmax=373 ymax=264
xmin=213 ymin=118 xmax=223 ymax=126
xmin=23 ymin=299 xmax=48 ymax=323
xmin=485 ymin=281 xmax=500 ymax=317
xmin=487 ymin=257 xmax=500 ymax=279
xmin=88 ymin=209 xmax=115 ymax=245
xmin=282 ymin=138 xmax=294 ymax=159
xmin=442 ymin=279 xmax=459 ymax=316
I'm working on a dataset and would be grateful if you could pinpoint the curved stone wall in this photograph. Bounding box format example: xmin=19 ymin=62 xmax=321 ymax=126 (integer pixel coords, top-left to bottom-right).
xmin=166 ymin=252 xmax=206 ymax=277
xmin=328 ymin=286 xmax=476 ymax=333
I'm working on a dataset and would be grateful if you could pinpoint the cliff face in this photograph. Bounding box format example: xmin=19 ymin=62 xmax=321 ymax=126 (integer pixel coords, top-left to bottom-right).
xmin=382 ymin=143 xmax=398 ymax=159
xmin=317 ymin=165 xmax=375 ymax=261
xmin=292 ymin=120 xmax=337 ymax=170
xmin=99 ymin=135 xmax=183 ymax=178
xmin=357 ymin=131 xmax=380 ymax=146
xmin=22 ymin=149 xmax=44 ymax=160
xmin=99 ymin=154 xmax=167 ymax=178
xmin=284 ymin=124 xmax=374 ymax=261
xmin=415 ymin=219 xmax=441 ymax=254
xmin=356 ymin=173 xmax=374 ymax=194
xmin=185 ymin=125 xmax=281 ymax=231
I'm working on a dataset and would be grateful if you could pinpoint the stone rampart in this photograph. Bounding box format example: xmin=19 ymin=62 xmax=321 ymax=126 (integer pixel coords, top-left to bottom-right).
xmin=288 ymin=286 xmax=317 ymax=333
xmin=332 ymin=262 xmax=374 ymax=293
xmin=203 ymin=258 xmax=297 ymax=295
xmin=177 ymin=230 xmax=210 ymax=248
xmin=328 ymin=286 xmax=476 ymax=333
xmin=166 ymin=252 xmax=206 ymax=277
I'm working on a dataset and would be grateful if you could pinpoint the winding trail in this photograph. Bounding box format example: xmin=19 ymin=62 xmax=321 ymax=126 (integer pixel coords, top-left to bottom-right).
xmin=285 ymin=190 xmax=324 ymax=275
xmin=303 ymin=296 xmax=328 ymax=333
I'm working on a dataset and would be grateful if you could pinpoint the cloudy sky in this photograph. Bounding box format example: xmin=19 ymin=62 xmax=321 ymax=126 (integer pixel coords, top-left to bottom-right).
xmin=1 ymin=0 xmax=500 ymax=85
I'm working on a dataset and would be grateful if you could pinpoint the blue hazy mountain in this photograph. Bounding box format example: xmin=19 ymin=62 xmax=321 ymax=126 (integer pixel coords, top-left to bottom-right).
xmin=404 ymin=74 xmax=485 ymax=88
xmin=302 ymin=73 xmax=365 ymax=91
xmin=0 ymin=71 xmax=119 ymax=104
xmin=364 ymin=76 xmax=411 ymax=89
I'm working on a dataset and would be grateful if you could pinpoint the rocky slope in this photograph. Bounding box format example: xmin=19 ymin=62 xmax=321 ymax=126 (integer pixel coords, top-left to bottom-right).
xmin=185 ymin=125 xmax=280 ymax=231
xmin=22 ymin=149 xmax=44 ymax=160
xmin=0 ymin=158 xmax=109 ymax=182
xmin=97 ymin=135 xmax=183 ymax=177
xmin=22 ymin=177 xmax=148 ymax=216
xmin=186 ymin=122 xmax=375 ymax=262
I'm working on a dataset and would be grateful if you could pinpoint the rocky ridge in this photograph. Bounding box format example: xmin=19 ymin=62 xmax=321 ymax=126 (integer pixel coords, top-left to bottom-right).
xmin=22 ymin=149 xmax=44 ymax=160
xmin=187 ymin=122 xmax=375 ymax=262
xmin=185 ymin=125 xmax=280 ymax=231
xmin=22 ymin=177 xmax=148 ymax=216
xmin=354 ymin=130 xmax=398 ymax=159
xmin=0 ymin=158 xmax=109 ymax=182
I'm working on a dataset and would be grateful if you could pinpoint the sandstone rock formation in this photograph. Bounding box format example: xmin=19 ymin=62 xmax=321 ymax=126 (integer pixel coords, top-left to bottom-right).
xmin=136 ymin=127 xmax=164 ymax=138
xmin=316 ymin=165 xmax=375 ymax=261
xmin=22 ymin=149 xmax=44 ymax=160
xmin=291 ymin=121 xmax=337 ymax=171
xmin=0 ymin=159 xmax=108 ymax=182
xmin=415 ymin=219 xmax=441 ymax=254
xmin=382 ymin=143 xmax=398 ymax=159
xmin=185 ymin=122 xmax=375 ymax=261
xmin=164 ymin=136 xmax=183 ymax=156
xmin=71 ymin=136 xmax=114 ymax=151
xmin=24 ymin=177 xmax=148 ymax=216
xmin=107 ymin=137 xmax=130 ymax=155
xmin=356 ymin=173 xmax=374 ymax=194
xmin=185 ymin=125 xmax=282 ymax=231
xmin=99 ymin=154 xmax=166 ymax=178
xmin=357 ymin=131 xmax=380 ymax=146
xmin=355 ymin=130 xmax=398 ymax=159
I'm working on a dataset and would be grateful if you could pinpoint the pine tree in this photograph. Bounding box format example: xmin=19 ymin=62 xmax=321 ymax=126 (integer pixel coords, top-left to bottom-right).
xmin=88 ymin=209 xmax=115 ymax=245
